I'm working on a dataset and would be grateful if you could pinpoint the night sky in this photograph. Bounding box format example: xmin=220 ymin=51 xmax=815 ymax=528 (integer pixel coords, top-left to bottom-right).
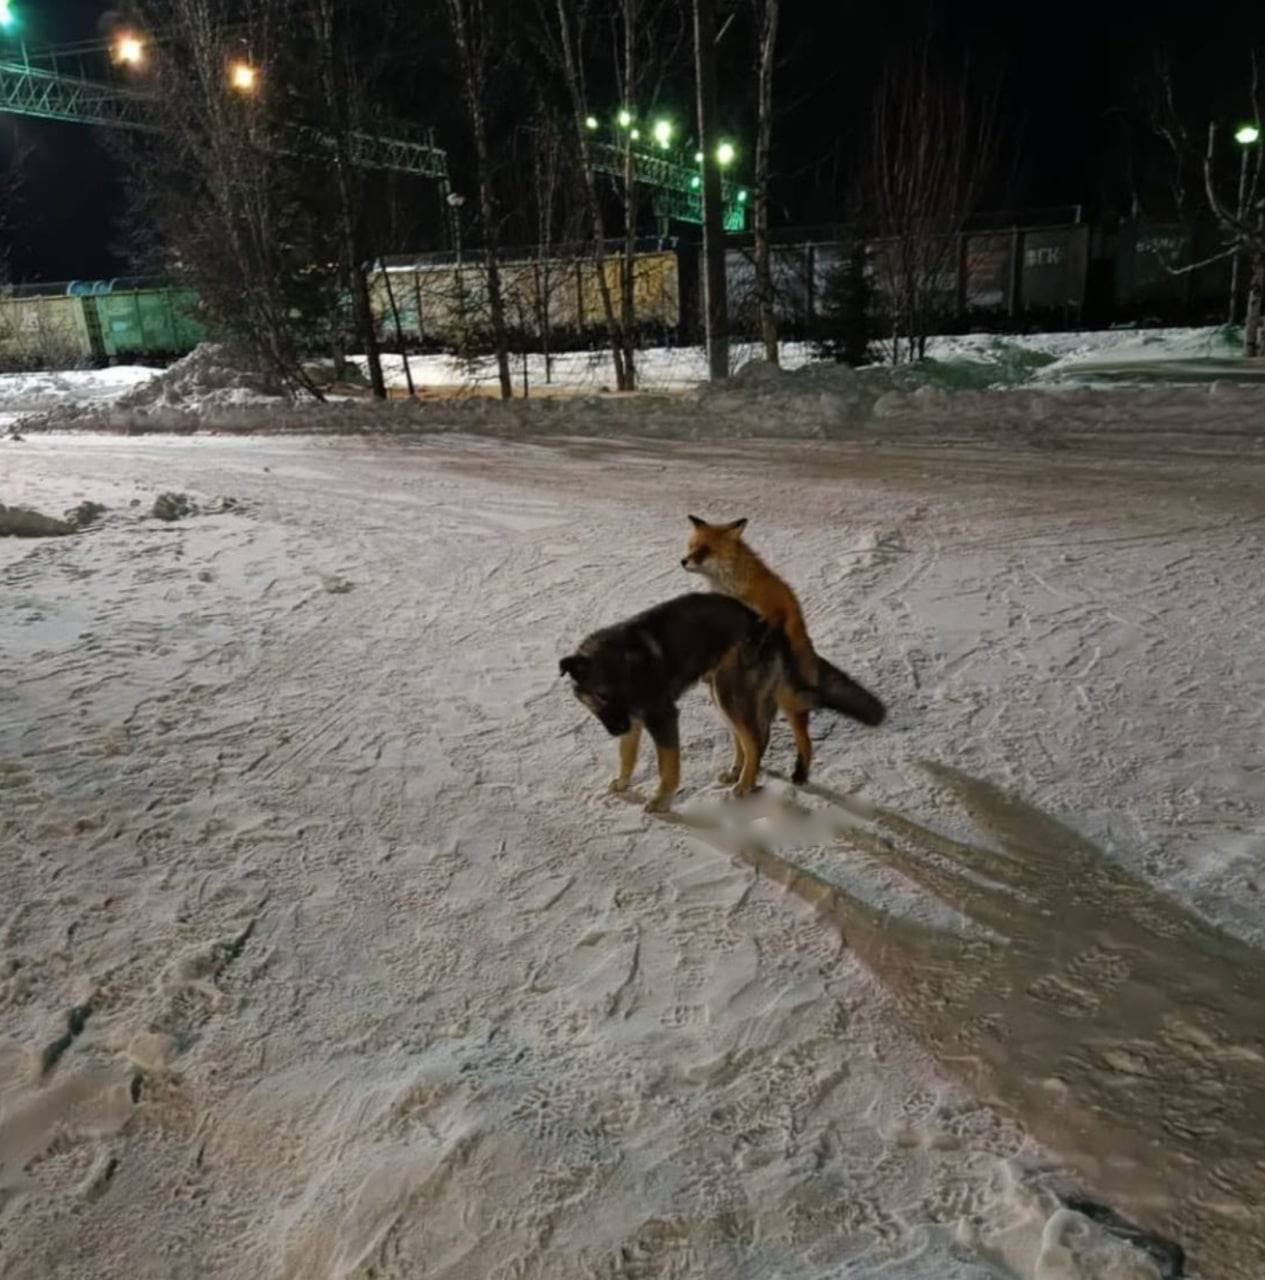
xmin=2 ymin=0 xmax=1261 ymax=282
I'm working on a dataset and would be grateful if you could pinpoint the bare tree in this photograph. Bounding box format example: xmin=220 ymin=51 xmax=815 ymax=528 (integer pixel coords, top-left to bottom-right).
xmin=1149 ymin=52 xmax=1265 ymax=354
xmin=694 ymin=0 xmax=729 ymax=380
xmin=444 ymin=0 xmax=514 ymax=399
xmin=306 ymin=0 xmax=388 ymax=398
xmin=750 ymin=0 xmax=780 ymax=364
xmin=128 ymin=0 xmax=331 ymax=397
xmin=547 ymin=0 xmax=631 ymax=390
xmin=867 ymin=46 xmax=999 ymax=363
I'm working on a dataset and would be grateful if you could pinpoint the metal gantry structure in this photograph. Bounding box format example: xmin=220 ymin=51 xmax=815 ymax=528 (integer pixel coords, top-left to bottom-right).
xmin=0 ymin=36 xmax=746 ymax=231
xmin=0 ymin=39 xmax=451 ymax=181
xmin=590 ymin=139 xmax=746 ymax=232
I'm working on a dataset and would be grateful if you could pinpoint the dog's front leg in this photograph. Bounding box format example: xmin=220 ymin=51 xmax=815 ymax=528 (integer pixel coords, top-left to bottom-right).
xmin=610 ymin=721 xmax=643 ymax=793
xmin=643 ymin=708 xmax=680 ymax=813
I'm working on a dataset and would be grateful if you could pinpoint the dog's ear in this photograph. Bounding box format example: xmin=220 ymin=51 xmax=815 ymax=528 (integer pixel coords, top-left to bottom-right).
xmin=725 ymin=517 xmax=748 ymax=535
xmin=559 ymin=653 xmax=588 ymax=680
xmin=687 ymin=513 xmax=706 ymax=529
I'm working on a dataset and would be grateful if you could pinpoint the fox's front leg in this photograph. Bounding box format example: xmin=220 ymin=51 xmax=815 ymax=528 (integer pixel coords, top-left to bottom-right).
xmin=642 ymin=708 xmax=681 ymax=813
xmin=609 ymin=722 xmax=643 ymax=794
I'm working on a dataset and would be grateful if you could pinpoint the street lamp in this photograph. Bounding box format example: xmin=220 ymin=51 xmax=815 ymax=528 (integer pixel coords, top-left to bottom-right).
xmin=0 ymin=2 xmax=14 ymax=32
xmin=1229 ymin=123 xmax=1261 ymax=324
xmin=716 ymin=141 xmax=735 ymax=167
xmin=736 ymin=188 xmax=748 ymax=203
xmin=229 ymin=61 xmax=258 ymax=92
xmin=115 ymin=34 xmax=145 ymax=67
xmin=694 ymin=150 xmax=704 ymax=164
xmin=629 ymin=127 xmax=640 ymax=141
xmin=617 ymin=108 xmax=633 ymax=128
xmin=584 ymin=115 xmax=599 ymax=130
xmin=446 ymin=191 xmax=466 ymax=267
xmin=653 ymin=119 xmax=672 ymax=149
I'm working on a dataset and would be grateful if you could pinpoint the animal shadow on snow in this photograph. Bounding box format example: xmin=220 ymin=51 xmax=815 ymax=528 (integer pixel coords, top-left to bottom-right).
xmin=677 ymin=761 xmax=1263 ymax=1278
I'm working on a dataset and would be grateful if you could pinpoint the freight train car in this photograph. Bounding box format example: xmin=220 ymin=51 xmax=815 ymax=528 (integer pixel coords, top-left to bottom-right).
xmin=369 ymin=246 xmax=683 ymax=346
xmin=0 ymin=280 xmax=207 ymax=369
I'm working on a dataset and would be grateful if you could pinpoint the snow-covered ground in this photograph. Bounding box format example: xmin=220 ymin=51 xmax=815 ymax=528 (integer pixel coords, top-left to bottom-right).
xmin=349 ymin=325 xmax=1255 ymax=395
xmin=2 ymin=416 xmax=1263 ymax=1277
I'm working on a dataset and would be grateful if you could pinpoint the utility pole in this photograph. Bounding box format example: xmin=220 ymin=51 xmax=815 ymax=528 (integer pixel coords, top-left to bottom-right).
xmin=693 ymin=0 xmax=728 ymax=381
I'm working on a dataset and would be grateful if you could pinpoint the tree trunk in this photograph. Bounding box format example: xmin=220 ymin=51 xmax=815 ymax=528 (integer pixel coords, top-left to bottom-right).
xmin=752 ymin=0 xmax=779 ymax=365
xmin=554 ymin=0 xmax=628 ymax=391
xmin=619 ymin=0 xmax=638 ymax=390
xmin=379 ymin=259 xmax=414 ymax=396
xmin=314 ymin=0 xmax=386 ymax=400
xmin=1246 ymin=250 xmax=1264 ymax=357
xmin=693 ymin=0 xmax=729 ymax=381
xmin=447 ymin=0 xmax=513 ymax=400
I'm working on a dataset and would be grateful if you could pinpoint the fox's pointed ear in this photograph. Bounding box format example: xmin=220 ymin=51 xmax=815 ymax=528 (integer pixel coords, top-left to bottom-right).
xmin=726 ymin=517 xmax=748 ymax=535
xmin=687 ymin=514 xmax=706 ymax=528
xmin=559 ymin=653 xmax=588 ymax=679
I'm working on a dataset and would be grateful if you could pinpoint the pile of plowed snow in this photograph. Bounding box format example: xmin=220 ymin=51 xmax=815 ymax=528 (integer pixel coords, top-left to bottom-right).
xmin=117 ymin=342 xmax=284 ymax=410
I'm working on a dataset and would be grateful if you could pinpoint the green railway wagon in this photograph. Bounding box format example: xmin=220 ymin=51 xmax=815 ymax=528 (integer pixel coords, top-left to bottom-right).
xmin=92 ymin=288 xmax=207 ymax=360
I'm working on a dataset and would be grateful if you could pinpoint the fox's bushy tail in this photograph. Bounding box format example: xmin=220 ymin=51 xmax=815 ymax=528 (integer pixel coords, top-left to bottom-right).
xmin=748 ymin=623 xmax=886 ymax=727
xmin=811 ymin=655 xmax=886 ymax=725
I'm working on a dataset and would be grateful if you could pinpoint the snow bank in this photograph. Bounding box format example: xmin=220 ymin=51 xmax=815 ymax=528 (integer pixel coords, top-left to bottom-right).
xmin=8 ymin=325 xmax=1265 ymax=451
xmin=0 ymin=365 xmax=155 ymax=414
xmin=116 ymin=342 xmax=285 ymax=411
xmin=16 ymin=359 xmax=1265 ymax=456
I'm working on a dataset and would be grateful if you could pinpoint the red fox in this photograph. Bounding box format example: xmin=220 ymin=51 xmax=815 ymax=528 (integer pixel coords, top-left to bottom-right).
xmin=681 ymin=515 xmax=885 ymax=783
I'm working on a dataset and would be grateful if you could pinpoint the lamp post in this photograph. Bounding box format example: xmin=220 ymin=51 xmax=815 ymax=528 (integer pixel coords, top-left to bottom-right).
xmin=1230 ymin=124 xmax=1260 ymax=326
xmin=446 ymin=190 xmax=466 ymax=267
xmin=446 ymin=191 xmax=467 ymax=338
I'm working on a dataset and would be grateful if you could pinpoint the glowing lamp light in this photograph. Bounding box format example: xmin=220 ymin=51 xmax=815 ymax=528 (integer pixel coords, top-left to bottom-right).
xmin=116 ymin=35 xmax=145 ymax=66
xmin=716 ymin=141 xmax=735 ymax=167
xmin=737 ymin=188 xmax=748 ymax=203
xmin=1235 ymin=124 xmax=1261 ymax=146
xmin=0 ymin=1 xmax=15 ymax=31
xmin=229 ymin=61 xmax=258 ymax=92
xmin=584 ymin=115 xmax=599 ymax=130
xmin=689 ymin=174 xmax=701 ymax=190
xmin=617 ymin=108 xmax=633 ymax=128
xmin=629 ymin=127 xmax=640 ymax=141
xmin=694 ymin=150 xmax=704 ymax=163
xmin=653 ymin=119 xmax=672 ymax=149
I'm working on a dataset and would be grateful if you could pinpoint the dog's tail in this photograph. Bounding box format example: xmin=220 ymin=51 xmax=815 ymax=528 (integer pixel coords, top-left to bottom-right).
xmin=747 ymin=623 xmax=886 ymax=727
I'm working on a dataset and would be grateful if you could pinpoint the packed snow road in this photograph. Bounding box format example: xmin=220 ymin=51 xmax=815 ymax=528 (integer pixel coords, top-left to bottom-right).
xmin=2 ymin=431 xmax=1263 ymax=1279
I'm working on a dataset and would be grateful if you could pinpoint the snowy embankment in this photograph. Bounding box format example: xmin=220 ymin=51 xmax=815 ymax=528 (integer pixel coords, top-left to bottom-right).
xmin=6 ymin=327 xmax=1265 ymax=455
xmin=2 ymin=422 xmax=1262 ymax=1278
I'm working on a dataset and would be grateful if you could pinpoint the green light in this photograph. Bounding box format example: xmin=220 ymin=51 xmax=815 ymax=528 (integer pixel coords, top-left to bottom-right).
xmin=694 ymin=150 xmax=704 ymax=163
xmin=690 ymin=174 xmax=701 ymax=190
xmin=584 ymin=115 xmax=599 ymax=130
xmin=737 ymin=188 xmax=748 ymax=203
xmin=716 ymin=142 xmax=735 ymax=167
xmin=0 ymin=1 xmax=15 ymax=31
xmin=1235 ymin=124 xmax=1260 ymax=146
xmin=617 ymin=109 xmax=633 ymax=128
xmin=630 ymin=127 xmax=640 ymax=141
xmin=653 ymin=119 xmax=672 ymax=149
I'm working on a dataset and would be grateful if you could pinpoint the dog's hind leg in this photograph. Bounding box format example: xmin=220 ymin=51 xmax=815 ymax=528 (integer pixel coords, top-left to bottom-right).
xmin=709 ymin=659 xmax=745 ymax=785
xmin=610 ymin=721 xmax=643 ymax=794
xmin=643 ymin=708 xmax=681 ymax=813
